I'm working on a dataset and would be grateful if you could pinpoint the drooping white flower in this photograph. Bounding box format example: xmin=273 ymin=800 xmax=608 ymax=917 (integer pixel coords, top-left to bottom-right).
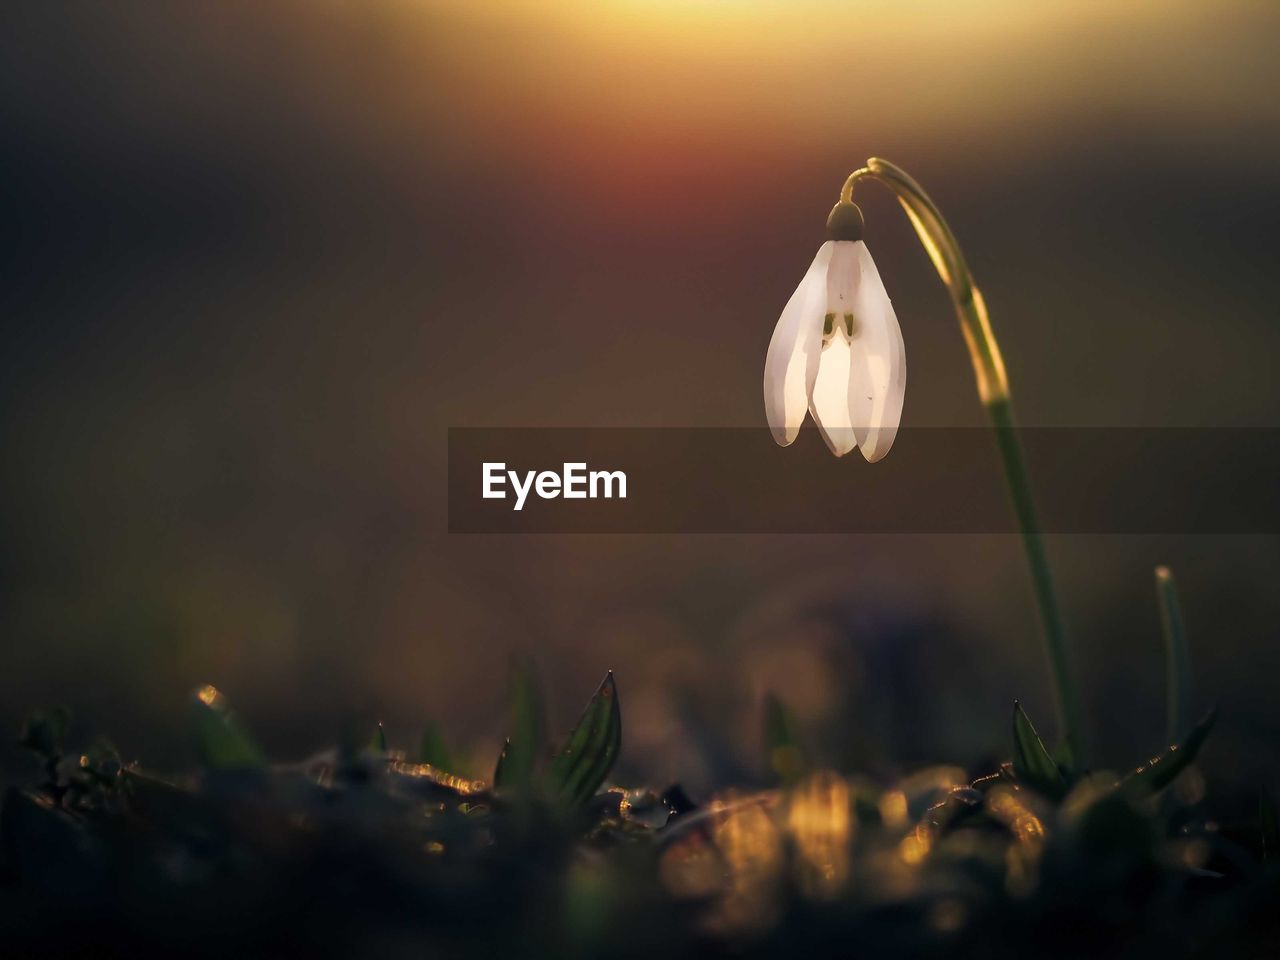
xmin=763 ymin=201 xmax=905 ymax=461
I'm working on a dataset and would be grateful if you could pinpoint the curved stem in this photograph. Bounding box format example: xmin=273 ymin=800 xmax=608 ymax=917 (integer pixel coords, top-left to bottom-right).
xmin=845 ymin=158 xmax=1087 ymax=767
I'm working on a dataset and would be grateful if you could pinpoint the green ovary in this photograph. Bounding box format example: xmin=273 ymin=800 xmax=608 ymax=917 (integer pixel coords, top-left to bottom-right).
xmin=822 ymin=312 xmax=857 ymax=344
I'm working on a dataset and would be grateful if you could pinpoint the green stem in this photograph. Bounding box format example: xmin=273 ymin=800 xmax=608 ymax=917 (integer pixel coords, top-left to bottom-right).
xmin=988 ymin=397 xmax=1085 ymax=767
xmin=843 ymin=158 xmax=1088 ymax=767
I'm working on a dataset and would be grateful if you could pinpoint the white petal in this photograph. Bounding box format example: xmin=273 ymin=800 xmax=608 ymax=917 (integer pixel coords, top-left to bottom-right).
xmin=809 ymin=332 xmax=858 ymax=456
xmin=843 ymin=241 xmax=906 ymax=463
xmin=825 ymin=240 xmax=859 ymax=316
xmin=764 ymin=242 xmax=834 ymax=446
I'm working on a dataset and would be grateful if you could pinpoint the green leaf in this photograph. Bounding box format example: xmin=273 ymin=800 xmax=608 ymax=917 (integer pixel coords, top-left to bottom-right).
xmin=370 ymin=722 xmax=388 ymax=754
xmin=18 ymin=706 xmax=71 ymax=758
xmin=419 ymin=721 xmax=453 ymax=772
xmin=544 ymin=672 xmax=621 ymax=808
xmin=1155 ymin=566 xmax=1192 ymax=745
xmin=493 ymin=664 xmax=545 ymax=793
xmin=1052 ymin=738 xmax=1075 ymax=778
xmin=1118 ymin=708 xmax=1217 ymax=800
xmin=190 ymin=685 xmax=266 ymax=771
xmin=763 ymin=692 xmax=806 ymax=786
xmin=1012 ymin=701 xmax=1068 ymax=800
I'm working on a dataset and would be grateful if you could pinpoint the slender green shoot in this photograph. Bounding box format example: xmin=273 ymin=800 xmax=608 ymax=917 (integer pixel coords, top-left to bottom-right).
xmin=493 ymin=663 xmax=545 ymax=794
xmin=1012 ymin=701 xmax=1068 ymax=800
xmin=1155 ymin=566 xmax=1191 ymax=745
xmin=1118 ymin=708 xmax=1216 ymax=800
xmin=763 ymin=692 xmax=807 ymax=786
xmin=419 ymin=720 xmax=454 ymax=771
xmin=190 ymin=685 xmax=266 ymax=771
xmin=544 ymin=672 xmax=621 ymax=808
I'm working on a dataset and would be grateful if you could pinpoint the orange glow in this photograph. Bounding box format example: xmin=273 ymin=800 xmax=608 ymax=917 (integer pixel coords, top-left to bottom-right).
xmin=879 ymin=789 xmax=909 ymax=829
xmin=404 ymin=0 xmax=1271 ymax=161
xmin=196 ymin=684 xmax=221 ymax=707
xmin=787 ymin=771 xmax=852 ymax=899
xmin=899 ymin=826 xmax=931 ymax=866
xmin=707 ymin=793 xmax=783 ymax=933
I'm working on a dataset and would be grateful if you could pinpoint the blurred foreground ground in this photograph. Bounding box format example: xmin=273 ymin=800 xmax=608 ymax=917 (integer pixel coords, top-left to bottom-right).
xmin=1 ymin=2 xmax=1278 ymax=790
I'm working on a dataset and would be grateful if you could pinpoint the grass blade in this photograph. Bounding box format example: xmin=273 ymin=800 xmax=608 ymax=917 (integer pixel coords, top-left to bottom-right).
xmin=1012 ymin=701 xmax=1068 ymax=800
xmin=1155 ymin=566 xmax=1192 ymax=745
xmin=190 ymin=685 xmax=265 ymax=771
xmin=763 ymin=692 xmax=806 ymax=786
xmin=1119 ymin=708 xmax=1217 ymax=800
xmin=419 ymin=721 xmax=454 ymax=772
xmin=370 ymin=723 xmax=388 ymax=754
xmin=493 ymin=664 xmax=544 ymax=793
xmin=1052 ymin=738 xmax=1076 ymax=778
xmin=544 ymin=672 xmax=621 ymax=808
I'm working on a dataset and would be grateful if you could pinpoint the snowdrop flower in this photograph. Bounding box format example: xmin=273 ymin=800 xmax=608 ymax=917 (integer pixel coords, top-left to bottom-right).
xmin=763 ymin=200 xmax=905 ymax=461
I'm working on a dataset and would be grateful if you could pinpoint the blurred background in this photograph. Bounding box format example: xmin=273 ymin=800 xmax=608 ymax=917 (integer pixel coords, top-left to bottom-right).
xmin=2 ymin=0 xmax=1278 ymax=794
